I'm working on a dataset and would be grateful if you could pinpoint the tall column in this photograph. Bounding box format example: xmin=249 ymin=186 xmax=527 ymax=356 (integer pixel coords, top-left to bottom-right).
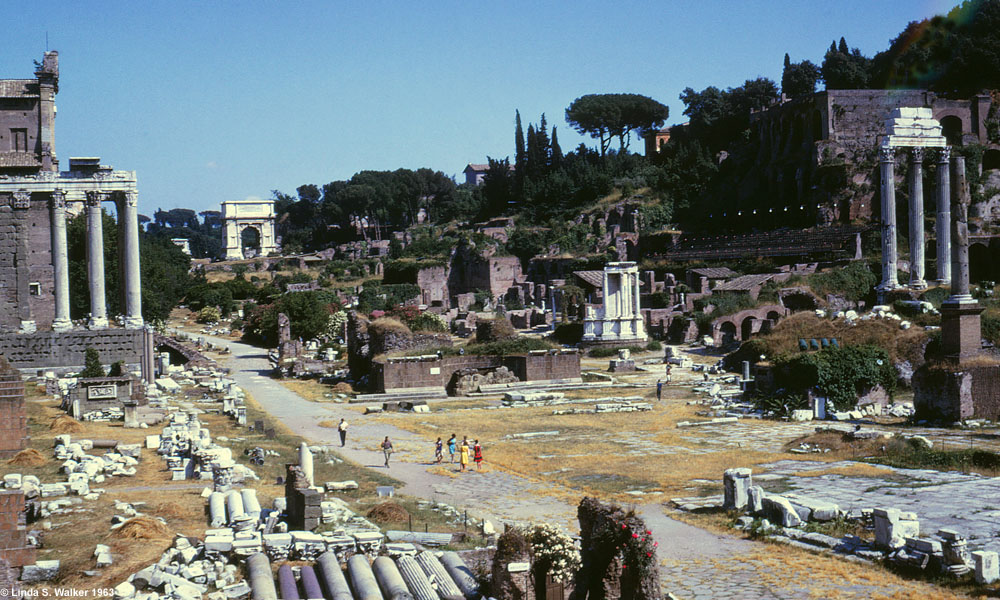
xmin=86 ymin=191 xmax=108 ymax=329
xmin=878 ymin=147 xmax=899 ymax=291
xmin=49 ymin=190 xmax=71 ymax=331
xmin=936 ymin=148 xmax=952 ymax=285
xmin=950 ymin=155 xmax=972 ymax=301
xmin=12 ymin=192 xmax=35 ymax=334
xmin=909 ymin=147 xmax=926 ymax=289
xmin=119 ymin=192 xmax=143 ymax=328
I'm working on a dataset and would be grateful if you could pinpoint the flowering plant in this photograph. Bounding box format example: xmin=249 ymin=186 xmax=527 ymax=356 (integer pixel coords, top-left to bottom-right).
xmin=528 ymin=523 xmax=581 ymax=583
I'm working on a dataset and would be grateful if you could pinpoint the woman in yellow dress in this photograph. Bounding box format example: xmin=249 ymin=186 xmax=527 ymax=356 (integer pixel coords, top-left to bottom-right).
xmin=459 ymin=439 xmax=470 ymax=472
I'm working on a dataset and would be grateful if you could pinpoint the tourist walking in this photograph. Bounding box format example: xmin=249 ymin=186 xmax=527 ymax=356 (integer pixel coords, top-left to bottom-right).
xmin=338 ymin=418 xmax=348 ymax=447
xmin=448 ymin=434 xmax=457 ymax=463
xmin=434 ymin=437 xmax=443 ymax=464
xmin=473 ymin=439 xmax=483 ymax=471
xmin=459 ymin=439 xmax=470 ymax=472
xmin=665 ymin=364 xmax=672 ymax=383
xmin=381 ymin=436 xmax=394 ymax=468
xmin=656 ymin=379 xmax=663 ymax=401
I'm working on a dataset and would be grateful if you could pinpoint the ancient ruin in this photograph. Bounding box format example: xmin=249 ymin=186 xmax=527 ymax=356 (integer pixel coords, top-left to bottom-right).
xmin=222 ymin=199 xmax=278 ymax=260
xmin=582 ymin=261 xmax=647 ymax=345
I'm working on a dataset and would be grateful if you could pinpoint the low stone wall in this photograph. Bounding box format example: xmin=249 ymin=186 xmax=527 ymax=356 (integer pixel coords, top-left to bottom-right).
xmin=0 ymin=490 xmax=35 ymax=569
xmin=914 ymin=363 xmax=1000 ymax=421
xmin=373 ymin=351 xmax=581 ymax=393
xmin=66 ymin=376 xmax=146 ymax=418
xmin=0 ymin=328 xmax=144 ymax=370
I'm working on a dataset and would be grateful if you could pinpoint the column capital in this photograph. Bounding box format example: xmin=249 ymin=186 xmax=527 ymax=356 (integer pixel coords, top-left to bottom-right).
xmin=85 ymin=190 xmax=108 ymax=207
xmin=11 ymin=191 xmax=30 ymax=210
xmin=122 ymin=191 xmax=138 ymax=207
xmin=49 ymin=189 xmax=67 ymax=210
xmin=911 ymin=147 xmax=924 ymax=163
xmin=938 ymin=146 xmax=952 ymax=163
xmin=879 ymin=146 xmax=895 ymax=163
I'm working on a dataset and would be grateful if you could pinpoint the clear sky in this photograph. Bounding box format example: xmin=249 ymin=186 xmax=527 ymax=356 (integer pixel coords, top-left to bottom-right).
xmin=2 ymin=0 xmax=957 ymax=215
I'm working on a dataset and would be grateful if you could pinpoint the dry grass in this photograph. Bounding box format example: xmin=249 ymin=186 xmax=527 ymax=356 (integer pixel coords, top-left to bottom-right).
xmin=759 ymin=312 xmax=930 ymax=365
xmin=49 ymin=414 xmax=84 ymax=433
xmin=318 ymin=420 xmax=338 ymax=428
xmin=366 ymin=502 xmax=410 ymax=523
xmin=109 ymin=516 xmax=172 ymax=540
xmin=7 ymin=448 xmax=47 ymax=466
xmin=278 ymin=379 xmax=349 ymax=403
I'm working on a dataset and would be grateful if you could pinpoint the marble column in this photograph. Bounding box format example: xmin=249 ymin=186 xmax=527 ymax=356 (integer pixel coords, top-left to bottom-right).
xmin=49 ymin=191 xmax=71 ymax=331
xmin=878 ymin=147 xmax=899 ymax=290
xmin=86 ymin=191 xmax=108 ymax=329
xmin=909 ymin=148 xmax=926 ymax=289
xmin=936 ymin=148 xmax=952 ymax=285
xmin=949 ymin=155 xmax=972 ymax=301
xmin=119 ymin=192 xmax=143 ymax=328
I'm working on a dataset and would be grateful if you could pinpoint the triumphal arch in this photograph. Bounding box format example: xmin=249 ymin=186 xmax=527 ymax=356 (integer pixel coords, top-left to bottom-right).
xmin=222 ymin=199 xmax=279 ymax=260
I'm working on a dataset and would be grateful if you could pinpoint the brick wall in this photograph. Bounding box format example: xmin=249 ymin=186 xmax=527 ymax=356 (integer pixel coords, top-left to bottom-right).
xmin=0 ymin=357 xmax=26 ymax=459
xmin=0 ymin=490 xmax=35 ymax=568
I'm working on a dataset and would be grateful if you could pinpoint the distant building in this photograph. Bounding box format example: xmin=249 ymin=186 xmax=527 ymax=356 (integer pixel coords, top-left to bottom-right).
xmin=171 ymin=238 xmax=192 ymax=255
xmin=463 ymin=163 xmax=489 ymax=186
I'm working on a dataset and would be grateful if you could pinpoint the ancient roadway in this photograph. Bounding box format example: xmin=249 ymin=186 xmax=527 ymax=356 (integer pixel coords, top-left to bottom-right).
xmin=192 ymin=333 xmax=914 ymax=600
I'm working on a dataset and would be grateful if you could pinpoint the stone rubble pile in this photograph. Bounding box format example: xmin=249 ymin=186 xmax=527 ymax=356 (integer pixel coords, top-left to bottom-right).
xmin=674 ymin=468 xmax=1000 ymax=584
xmin=154 ymin=411 xmax=256 ymax=489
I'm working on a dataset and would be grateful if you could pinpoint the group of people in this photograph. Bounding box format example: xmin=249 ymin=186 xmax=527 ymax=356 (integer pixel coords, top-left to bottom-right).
xmin=434 ymin=434 xmax=483 ymax=472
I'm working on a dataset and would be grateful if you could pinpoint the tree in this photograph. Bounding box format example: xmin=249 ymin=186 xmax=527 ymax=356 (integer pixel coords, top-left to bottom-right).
xmin=781 ymin=54 xmax=821 ymax=98
xmin=79 ymin=347 xmax=105 ymax=378
xmin=821 ymin=37 xmax=873 ymax=89
xmin=565 ymin=93 xmax=669 ymax=156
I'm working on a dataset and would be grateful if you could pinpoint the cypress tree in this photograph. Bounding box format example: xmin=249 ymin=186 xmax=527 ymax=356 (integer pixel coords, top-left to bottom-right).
xmin=550 ymin=126 xmax=563 ymax=169
xmin=514 ymin=110 xmax=526 ymax=195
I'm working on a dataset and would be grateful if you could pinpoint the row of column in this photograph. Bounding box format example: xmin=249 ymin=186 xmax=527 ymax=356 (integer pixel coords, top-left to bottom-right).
xmin=48 ymin=190 xmax=142 ymax=331
xmin=879 ymin=146 xmax=952 ymax=291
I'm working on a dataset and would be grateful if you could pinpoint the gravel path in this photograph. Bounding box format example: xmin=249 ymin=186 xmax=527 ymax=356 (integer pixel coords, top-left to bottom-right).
xmin=185 ymin=332 xmax=923 ymax=599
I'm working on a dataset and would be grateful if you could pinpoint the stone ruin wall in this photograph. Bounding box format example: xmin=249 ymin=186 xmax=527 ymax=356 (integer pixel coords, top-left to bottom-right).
xmin=373 ymin=351 xmax=580 ymax=393
xmin=0 ymin=201 xmax=55 ymax=331
xmin=576 ymin=497 xmax=660 ymax=600
xmin=0 ymin=328 xmax=144 ymax=371
xmin=0 ymin=490 xmax=35 ymax=569
xmin=0 ymin=359 xmax=26 ymax=459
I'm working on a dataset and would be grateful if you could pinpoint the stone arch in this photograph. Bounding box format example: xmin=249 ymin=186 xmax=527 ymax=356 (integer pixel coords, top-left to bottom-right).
xmin=969 ymin=241 xmax=993 ymax=284
xmin=720 ymin=321 xmax=737 ymax=346
xmin=740 ymin=316 xmax=756 ymax=340
xmin=240 ymin=225 xmax=261 ymax=258
xmin=984 ymin=148 xmax=1000 ymax=171
xmin=940 ymin=115 xmax=964 ymax=146
xmin=767 ymin=310 xmax=782 ymax=322
xmin=222 ymin=199 xmax=278 ymax=261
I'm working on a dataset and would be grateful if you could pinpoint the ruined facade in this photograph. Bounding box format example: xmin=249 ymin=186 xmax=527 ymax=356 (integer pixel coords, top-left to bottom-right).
xmin=0 ymin=52 xmax=151 ymax=376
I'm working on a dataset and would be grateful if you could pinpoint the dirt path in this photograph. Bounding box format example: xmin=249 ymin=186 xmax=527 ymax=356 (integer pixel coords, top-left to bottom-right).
xmin=183 ymin=332 xmax=934 ymax=599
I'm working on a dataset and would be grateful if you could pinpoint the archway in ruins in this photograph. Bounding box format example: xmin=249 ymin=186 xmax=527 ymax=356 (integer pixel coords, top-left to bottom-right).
xmin=940 ymin=115 xmax=963 ymax=146
xmin=240 ymin=226 xmax=261 ymax=259
xmin=984 ymin=149 xmax=1000 ymax=172
xmin=741 ymin=316 xmax=756 ymax=341
xmin=720 ymin=321 xmax=738 ymax=346
xmin=969 ymin=242 xmax=995 ymax=284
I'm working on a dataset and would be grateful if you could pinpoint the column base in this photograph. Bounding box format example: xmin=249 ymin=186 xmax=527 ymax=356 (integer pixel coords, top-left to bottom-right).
xmin=18 ymin=320 xmax=36 ymax=334
xmin=909 ymin=280 xmax=928 ymax=290
xmin=876 ymin=281 xmax=900 ymax=293
xmin=51 ymin=318 xmax=72 ymax=332
xmin=937 ymin=279 xmax=952 ymax=286
xmin=87 ymin=316 xmax=109 ymax=330
xmin=123 ymin=316 xmax=144 ymax=329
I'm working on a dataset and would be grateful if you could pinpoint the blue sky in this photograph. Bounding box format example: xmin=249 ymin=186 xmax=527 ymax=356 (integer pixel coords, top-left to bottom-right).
xmin=3 ymin=1 xmax=954 ymax=215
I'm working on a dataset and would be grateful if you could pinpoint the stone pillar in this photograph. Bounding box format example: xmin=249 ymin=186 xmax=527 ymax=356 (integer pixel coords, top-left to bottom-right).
xmin=119 ymin=192 xmax=143 ymax=328
xmin=12 ymin=192 xmax=35 ymax=334
xmin=49 ymin=191 xmax=72 ymax=331
xmin=85 ymin=191 xmax=108 ymax=329
xmin=950 ymin=155 xmax=972 ymax=300
xmin=936 ymin=147 xmax=952 ymax=285
xmin=908 ymin=148 xmax=926 ymax=289
xmin=878 ymin=147 xmax=899 ymax=291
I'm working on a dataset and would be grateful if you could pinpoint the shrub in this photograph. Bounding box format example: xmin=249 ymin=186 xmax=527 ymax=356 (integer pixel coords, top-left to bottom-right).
xmin=553 ymin=322 xmax=583 ymax=345
xmin=464 ymin=337 xmax=556 ymax=356
xmin=368 ymin=317 xmax=412 ymax=337
xmin=645 ymin=339 xmax=662 ymax=351
xmin=693 ymin=292 xmax=756 ymax=317
xmin=108 ymin=361 xmax=125 ymax=377
xmin=769 ymin=344 xmax=897 ymax=411
xmin=476 ymin=318 xmax=517 ymax=343
xmin=807 ymin=261 xmax=877 ymax=302
xmin=79 ymin=347 xmax=105 ymax=378
xmin=196 ymin=306 xmax=222 ymax=323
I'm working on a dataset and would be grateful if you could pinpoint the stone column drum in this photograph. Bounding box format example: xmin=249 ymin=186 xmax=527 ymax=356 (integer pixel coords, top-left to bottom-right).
xmin=936 ymin=148 xmax=952 ymax=285
xmin=85 ymin=191 xmax=108 ymax=329
xmin=119 ymin=192 xmax=143 ymax=328
xmin=909 ymin=148 xmax=926 ymax=289
xmin=879 ymin=147 xmax=899 ymax=290
xmin=49 ymin=191 xmax=72 ymax=331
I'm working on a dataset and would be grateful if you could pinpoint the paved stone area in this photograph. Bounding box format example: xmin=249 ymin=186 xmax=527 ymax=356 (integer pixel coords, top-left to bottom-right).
xmin=190 ymin=332 xmax=956 ymax=599
xmin=760 ymin=459 xmax=1000 ymax=554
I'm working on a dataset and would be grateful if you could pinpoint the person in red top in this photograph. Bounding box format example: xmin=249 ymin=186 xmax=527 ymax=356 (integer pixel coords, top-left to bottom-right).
xmin=473 ymin=439 xmax=483 ymax=471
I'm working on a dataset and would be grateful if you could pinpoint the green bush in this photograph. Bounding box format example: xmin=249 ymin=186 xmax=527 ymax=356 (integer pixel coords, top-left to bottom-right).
xmin=464 ymin=337 xmax=556 ymax=356
xmin=807 ymin=261 xmax=877 ymax=302
xmin=108 ymin=361 xmax=125 ymax=377
xmin=79 ymin=347 xmax=105 ymax=378
xmin=552 ymin=323 xmax=583 ymax=345
xmin=196 ymin=306 xmax=222 ymax=323
xmin=693 ymin=292 xmax=756 ymax=317
xmin=769 ymin=344 xmax=896 ymax=411
xmin=645 ymin=339 xmax=662 ymax=351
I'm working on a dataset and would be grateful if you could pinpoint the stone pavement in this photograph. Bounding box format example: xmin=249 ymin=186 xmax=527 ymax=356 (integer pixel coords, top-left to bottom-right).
xmin=188 ymin=332 xmax=939 ymax=599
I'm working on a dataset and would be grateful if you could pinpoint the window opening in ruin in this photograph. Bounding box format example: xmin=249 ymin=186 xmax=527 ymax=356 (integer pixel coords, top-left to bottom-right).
xmin=940 ymin=115 xmax=963 ymax=146
xmin=28 ymin=283 xmax=40 ymax=296
xmin=10 ymin=129 xmax=27 ymax=152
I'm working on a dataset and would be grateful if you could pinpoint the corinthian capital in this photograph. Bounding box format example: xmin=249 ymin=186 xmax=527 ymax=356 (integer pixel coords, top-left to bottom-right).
xmin=938 ymin=146 xmax=951 ymax=163
xmin=879 ymin=146 xmax=895 ymax=163
xmin=122 ymin=192 xmax=138 ymax=208
xmin=85 ymin=191 xmax=107 ymax=207
xmin=11 ymin=191 xmax=30 ymax=209
xmin=49 ymin=190 xmax=67 ymax=210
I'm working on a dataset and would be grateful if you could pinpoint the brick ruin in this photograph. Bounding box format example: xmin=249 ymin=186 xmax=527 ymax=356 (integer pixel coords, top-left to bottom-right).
xmin=0 ymin=490 xmax=35 ymax=570
xmin=0 ymin=356 xmax=26 ymax=459
xmin=575 ymin=497 xmax=660 ymax=600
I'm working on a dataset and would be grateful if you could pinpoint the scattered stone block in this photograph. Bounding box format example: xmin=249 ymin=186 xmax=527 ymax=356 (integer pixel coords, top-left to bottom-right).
xmin=325 ymin=480 xmax=359 ymax=491
xmin=873 ymin=508 xmax=920 ymax=550
xmin=723 ymin=468 xmax=752 ymax=511
xmin=21 ymin=560 xmax=60 ymax=583
xmin=761 ymin=495 xmax=801 ymax=527
xmin=973 ymin=550 xmax=999 ymax=584
xmin=789 ymin=410 xmax=812 ymax=422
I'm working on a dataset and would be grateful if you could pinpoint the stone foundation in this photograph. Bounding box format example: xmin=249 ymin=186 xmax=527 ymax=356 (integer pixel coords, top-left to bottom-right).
xmin=372 ymin=351 xmax=581 ymax=393
xmin=0 ymin=491 xmax=35 ymax=569
xmin=0 ymin=328 xmax=144 ymax=371
xmin=913 ymin=364 xmax=1000 ymax=421
xmin=0 ymin=358 xmax=26 ymax=459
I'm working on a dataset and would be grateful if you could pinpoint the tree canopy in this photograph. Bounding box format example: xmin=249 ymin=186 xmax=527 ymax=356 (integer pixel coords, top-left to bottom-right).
xmin=565 ymin=94 xmax=669 ymax=156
